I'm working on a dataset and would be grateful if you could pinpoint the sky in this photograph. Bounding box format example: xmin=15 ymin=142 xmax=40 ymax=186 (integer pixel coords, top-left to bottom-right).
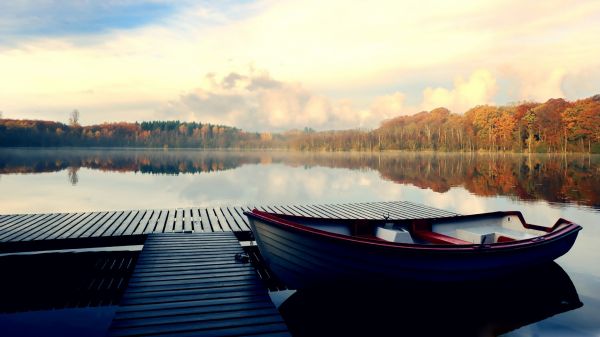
xmin=1 ymin=0 xmax=599 ymax=131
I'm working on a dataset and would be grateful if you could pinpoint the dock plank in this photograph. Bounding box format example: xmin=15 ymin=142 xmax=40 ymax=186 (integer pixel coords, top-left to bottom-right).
xmin=0 ymin=213 xmax=52 ymax=238
xmin=122 ymin=210 xmax=147 ymax=236
xmin=1 ymin=213 xmax=63 ymax=242
xmin=165 ymin=209 xmax=176 ymax=232
xmin=132 ymin=210 xmax=154 ymax=235
xmin=0 ymin=201 xmax=458 ymax=248
xmin=66 ymin=211 xmax=111 ymax=239
xmin=44 ymin=212 xmax=100 ymax=240
xmin=183 ymin=208 xmax=193 ymax=232
xmin=108 ymin=232 xmax=289 ymax=337
xmin=154 ymin=210 xmax=169 ymax=233
xmin=228 ymin=207 xmax=251 ymax=231
xmin=142 ymin=210 xmax=162 ymax=234
xmin=218 ymin=208 xmax=240 ymax=232
xmin=112 ymin=211 xmax=140 ymax=236
xmin=99 ymin=211 xmax=132 ymax=237
xmin=15 ymin=212 xmax=75 ymax=242
xmin=82 ymin=211 xmax=120 ymax=238
xmin=174 ymin=208 xmax=184 ymax=233
xmin=206 ymin=208 xmax=224 ymax=232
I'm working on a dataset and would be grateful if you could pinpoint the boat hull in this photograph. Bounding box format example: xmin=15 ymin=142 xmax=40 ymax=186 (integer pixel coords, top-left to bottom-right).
xmin=247 ymin=213 xmax=581 ymax=289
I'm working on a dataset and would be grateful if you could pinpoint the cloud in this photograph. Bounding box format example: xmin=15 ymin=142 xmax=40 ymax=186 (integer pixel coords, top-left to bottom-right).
xmin=160 ymin=69 xmax=392 ymax=131
xmin=370 ymin=93 xmax=407 ymax=118
xmin=1 ymin=0 xmax=599 ymax=124
xmin=420 ymin=69 xmax=498 ymax=113
xmin=518 ymin=68 xmax=567 ymax=102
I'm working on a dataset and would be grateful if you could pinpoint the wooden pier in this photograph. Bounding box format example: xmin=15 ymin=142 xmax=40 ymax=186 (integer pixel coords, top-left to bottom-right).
xmin=0 ymin=201 xmax=457 ymax=252
xmin=0 ymin=201 xmax=459 ymax=336
xmin=108 ymin=232 xmax=290 ymax=337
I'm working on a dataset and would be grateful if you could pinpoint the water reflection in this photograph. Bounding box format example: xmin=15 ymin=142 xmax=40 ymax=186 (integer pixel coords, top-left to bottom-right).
xmin=0 ymin=250 xmax=138 ymax=337
xmin=278 ymin=262 xmax=582 ymax=337
xmin=0 ymin=149 xmax=598 ymax=208
xmin=67 ymin=166 xmax=79 ymax=185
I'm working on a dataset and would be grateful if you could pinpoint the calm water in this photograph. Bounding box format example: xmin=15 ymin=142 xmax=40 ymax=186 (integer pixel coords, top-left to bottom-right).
xmin=0 ymin=148 xmax=599 ymax=336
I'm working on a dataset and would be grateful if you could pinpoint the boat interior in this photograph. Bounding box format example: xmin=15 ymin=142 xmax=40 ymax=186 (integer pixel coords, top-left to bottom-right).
xmin=279 ymin=212 xmax=566 ymax=245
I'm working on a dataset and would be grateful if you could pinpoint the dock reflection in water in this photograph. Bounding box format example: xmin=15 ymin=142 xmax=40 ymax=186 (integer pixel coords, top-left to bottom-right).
xmin=0 ymin=249 xmax=139 ymax=337
xmin=278 ymin=262 xmax=581 ymax=337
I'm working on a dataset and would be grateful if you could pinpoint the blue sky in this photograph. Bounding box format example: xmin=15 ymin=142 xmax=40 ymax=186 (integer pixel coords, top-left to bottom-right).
xmin=1 ymin=0 xmax=599 ymax=130
xmin=0 ymin=1 xmax=178 ymax=40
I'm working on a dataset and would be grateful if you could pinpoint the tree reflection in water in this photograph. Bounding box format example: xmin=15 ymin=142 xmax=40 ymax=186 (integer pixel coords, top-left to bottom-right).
xmin=0 ymin=149 xmax=598 ymax=208
xmin=67 ymin=167 xmax=79 ymax=185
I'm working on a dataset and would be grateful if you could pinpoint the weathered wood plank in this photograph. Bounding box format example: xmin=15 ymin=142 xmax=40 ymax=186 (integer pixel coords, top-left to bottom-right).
xmin=311 ymin=203 xmax=349 ymax=218
xmin=141 ymin=210 xmax=162 ymax=234
xmin=206 ymin=208 xmax=224 ymax=232
xmin=99 ymin=211 xmax=132 ymax=237
xmin=113 ymin=299 xmax=274 ymax=320
xmin=275 ymin=205 xmax=304 ymax=216
xmin=15 ymin=212 xmax=75 ymax=241
xmin=154 ymin=209 xmax=169 ymax=233
xmin=227 ymin=207 xmax=250 ymax=231
xmin=0 ymin=213 xmax=54 ymax=238
xmin=0 ymin=202 xmax=457 ymax=247
xmin=44 ymin=212 xmax=99 ymax=240
xmin=30 ymin=212 xmax=86 ymax=241
xmin=218 ymin=207 xmax=240 ymax=232
xmin=198 ymin=208 xmax=214 ymax=232
xmin=112 ymin=211 xmax=140 ymax=236
xmin=174 ymin=208 xmax=184 ymax=232
xmin=133 ymin=210 xmax=154 ymax=235
xmin=66 ymin=211 xmax=112 ymax=239
xmin=165 ymin=209 xmax=176 ymax=232
xmin=121 ymin=210 xmax=147 ymax=236
xmin=82 ymin=211 xmax=121 ymax=238
xmin=1 ymin=212 xmax=63 ymax=241
xmin=183 ymin=208 xmax=193 ymax=232
xmin=108 ymin=232 xmax=289 ymax=337
xmin=351 ymin=202 xmax=391 ymax=218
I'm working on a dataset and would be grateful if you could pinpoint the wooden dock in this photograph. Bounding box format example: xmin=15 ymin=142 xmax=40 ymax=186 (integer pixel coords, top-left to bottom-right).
xmin=108 ymin=232 xmax=290 ymax=337
xmin=0 ymin=201 xmax=457 ymax=252
xmin=0 ymin=201 xmax=459 ymax=336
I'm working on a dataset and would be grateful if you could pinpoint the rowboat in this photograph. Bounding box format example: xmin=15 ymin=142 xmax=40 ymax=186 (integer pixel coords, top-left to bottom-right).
xmin=244 ymin=209 xmax=581 ymax=288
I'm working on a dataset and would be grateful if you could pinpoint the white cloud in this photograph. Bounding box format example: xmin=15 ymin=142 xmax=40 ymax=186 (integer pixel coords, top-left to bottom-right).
xmin=517 ymin=68 xmax=567 ymax=102
xmin=370 ymin=92 xmax=407 ymax=118
xmin=420 ymin=69 xmax=498 ymax=113
xmin=160 ymin=69 xmax=394 ymax=130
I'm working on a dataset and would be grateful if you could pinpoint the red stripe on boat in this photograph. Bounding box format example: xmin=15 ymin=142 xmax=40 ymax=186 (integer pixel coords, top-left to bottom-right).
xmin=412 ymin=230 xmax=472 ymax=245
xmin=497 ymin=235 xmax=516 ymax=243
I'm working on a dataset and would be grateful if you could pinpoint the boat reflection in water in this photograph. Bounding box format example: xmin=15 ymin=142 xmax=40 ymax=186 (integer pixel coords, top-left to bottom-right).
xmin=278 ymin=262 xmax=581 ymax=337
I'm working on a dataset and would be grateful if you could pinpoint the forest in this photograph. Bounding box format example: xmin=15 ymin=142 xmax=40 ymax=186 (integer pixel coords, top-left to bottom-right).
xmin=1 ymin=95 xmax=599 ymax=153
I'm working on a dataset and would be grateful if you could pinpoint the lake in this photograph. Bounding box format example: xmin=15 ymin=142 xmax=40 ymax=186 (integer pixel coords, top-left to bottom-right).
xmin=0 ymin=148 xmax=599 ymax=336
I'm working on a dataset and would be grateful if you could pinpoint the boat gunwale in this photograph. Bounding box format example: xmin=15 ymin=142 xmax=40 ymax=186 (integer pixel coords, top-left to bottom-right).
xmin=245 ymin=209 xmax=582 ymax=252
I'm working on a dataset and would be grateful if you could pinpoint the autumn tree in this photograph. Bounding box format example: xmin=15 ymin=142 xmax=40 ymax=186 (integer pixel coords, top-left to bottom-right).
xmin=513 ymin=102 xmax=539 ymax=151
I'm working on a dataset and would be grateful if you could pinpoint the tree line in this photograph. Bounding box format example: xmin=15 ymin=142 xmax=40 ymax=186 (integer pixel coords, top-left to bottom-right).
xmin=287 ymin=95 xmax=600 ymax=153
xmin=0 ymin=119 xmax=270 ymax=148
xmin=0 ymin=95 xmax=599 ymax=152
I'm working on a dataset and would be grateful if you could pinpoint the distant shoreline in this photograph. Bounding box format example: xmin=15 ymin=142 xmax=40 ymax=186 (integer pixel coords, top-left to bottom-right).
xmin=1 ymin=146 xmax=598 ymax=156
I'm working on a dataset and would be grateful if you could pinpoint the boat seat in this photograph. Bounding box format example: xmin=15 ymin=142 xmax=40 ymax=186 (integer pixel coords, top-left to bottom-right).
xmin=375 ymin=225 xmax=414 ymax=243
xmin=410 ymin=220 xmax=472 ymax=245
xmin=455 ymin=226 xmax=536 ymax=244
